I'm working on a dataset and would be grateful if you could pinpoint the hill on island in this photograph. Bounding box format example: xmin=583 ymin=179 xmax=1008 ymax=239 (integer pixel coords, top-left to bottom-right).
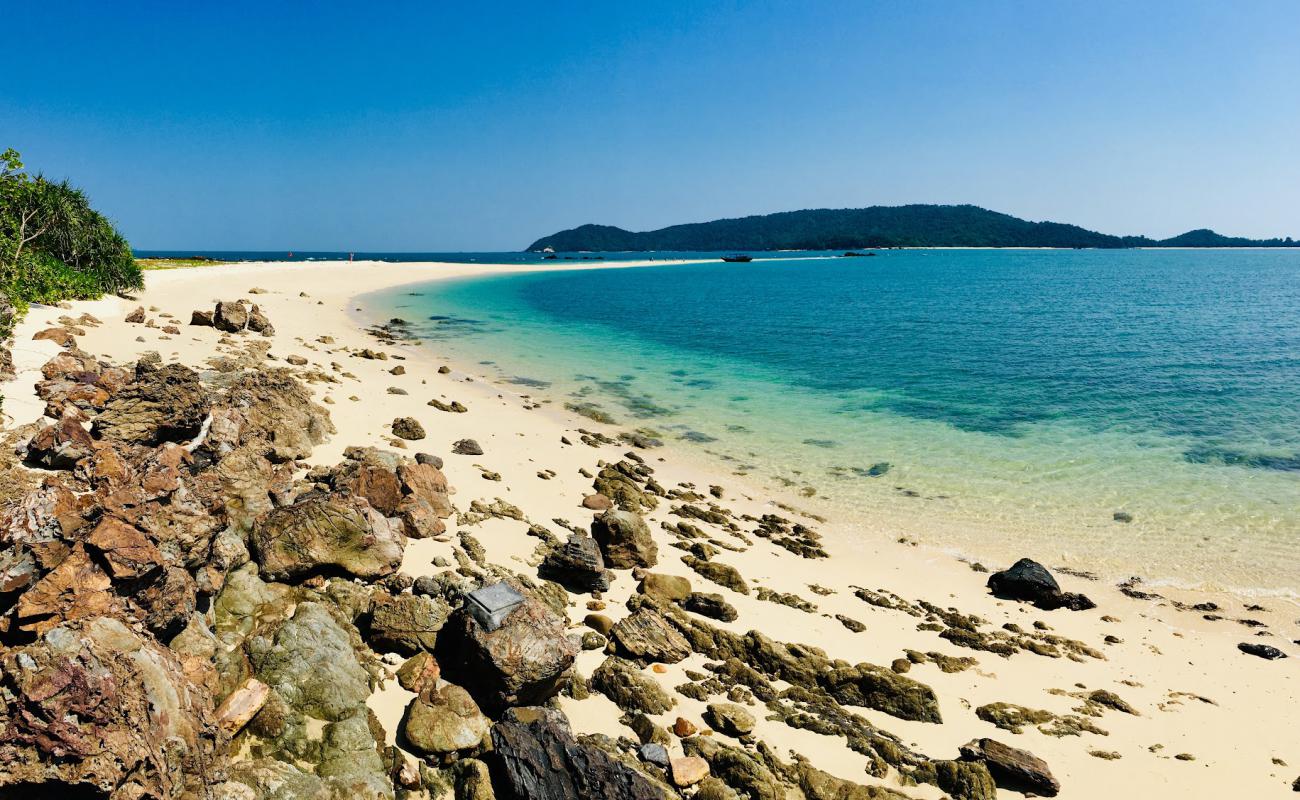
xmin=526 ymin=205 xmax=1298 ymax=251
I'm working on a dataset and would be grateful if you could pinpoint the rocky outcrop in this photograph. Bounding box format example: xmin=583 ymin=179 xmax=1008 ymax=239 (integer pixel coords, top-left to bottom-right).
xmin=0 ymin=616 xmax=218 ymax=798
xmin=490 ymin=706 xmax=667 ymax=800
xmin=93 ymin=361 xmax=210 ymax=445
xmin=221 ymin=367 xmax=335 ymax=462
xmin=987 ymin=558 xmax=1095 ymax=611
xmin=591 ymin=509 xmax=658 ymax=569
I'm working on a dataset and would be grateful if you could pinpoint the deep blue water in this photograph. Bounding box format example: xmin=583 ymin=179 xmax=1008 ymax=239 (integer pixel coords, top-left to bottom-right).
xmin=368 ymin=250 xmax=1300 ymax=592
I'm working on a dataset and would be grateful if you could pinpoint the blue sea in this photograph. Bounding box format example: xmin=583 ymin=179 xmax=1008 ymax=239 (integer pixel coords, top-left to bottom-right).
xmin=363 ymin=250 xmax=1300 ymax=594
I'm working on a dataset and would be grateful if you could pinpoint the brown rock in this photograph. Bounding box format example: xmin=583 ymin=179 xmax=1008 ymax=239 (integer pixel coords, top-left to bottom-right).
xmin=673 ymin=717 xmax=697 ymax=737
xmin=0 ymin=616 xmax=217 ymax=797
xmin=402 ymin=684 xmax=492 ymax=756
xmin=32 ymin=327 xmax=76 ymax=346
xmin=392 ymin=416 xmax=426 ymax=441
xmin=85 ymin=516 xmax=164 ymax=581
xmin=14 ymin=543 xmax=116 ymax=634
xmin=25 ymin=411 xmax=96 ymax=470
xmin=639 ymin=573 xmax=692 ymax=603
xmin=437 ymin=586 xmax=579 ymax=713
xmin=125 ymin=306 xmax=146 ymax=323
xmin=591 ymin=509 xmax=658 ymax=569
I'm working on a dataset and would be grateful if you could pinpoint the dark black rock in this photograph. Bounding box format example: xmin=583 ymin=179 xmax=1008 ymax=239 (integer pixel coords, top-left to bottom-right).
xmin=539 ymin=533 xmax=612 ymax=593
xmin=1238 ymin=642 xmax=1287 ymax=660
xmin=960 ymin=738 xmax=1060 ymax=797
xmin=489 ymin=707 xmax=666 ymax=800
xmin=987 ymin=558 xmax=1095 ymax=611
xmin=415 ymin=452 xmax=444 ymax=469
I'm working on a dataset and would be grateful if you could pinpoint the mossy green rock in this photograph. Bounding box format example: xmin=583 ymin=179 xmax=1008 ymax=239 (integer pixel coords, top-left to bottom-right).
xmin=591 ymin=656 xmax=675 ymax=715
xmin=704 ymin=702 xmax=756 ymax=737
xmin=251 ymin=494 xmax=404 ymax=581
xmin=246 ymin=601 xmax=371 ymax=722
xmin=681 ymin=555 xmax=749 ymax=595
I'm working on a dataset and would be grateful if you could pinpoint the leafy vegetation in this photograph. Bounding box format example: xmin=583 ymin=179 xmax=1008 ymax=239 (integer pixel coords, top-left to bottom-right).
xmin=527 ymin=204 xmax=1299 ymax=252
xmin=1 ymin=148 xmax=141 ymax=312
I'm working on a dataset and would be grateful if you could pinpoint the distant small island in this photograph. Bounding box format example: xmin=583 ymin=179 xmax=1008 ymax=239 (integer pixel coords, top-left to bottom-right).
xmin=526 ymin=204 xmax=1299 ymax=252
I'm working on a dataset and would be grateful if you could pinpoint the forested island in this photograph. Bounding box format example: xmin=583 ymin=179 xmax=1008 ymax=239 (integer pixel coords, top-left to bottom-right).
xmin=527 ymin=204 xmax=1299 ymax=252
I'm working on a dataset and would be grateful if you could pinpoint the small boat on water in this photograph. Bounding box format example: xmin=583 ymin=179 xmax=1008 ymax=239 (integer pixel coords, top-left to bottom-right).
xmin=721 ymin=254 xmax=752 ymax=262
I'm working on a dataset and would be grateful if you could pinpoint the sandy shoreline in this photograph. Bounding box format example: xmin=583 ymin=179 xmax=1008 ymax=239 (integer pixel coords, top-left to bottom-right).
xmin=4 ymin=258 xmax=1298 ymax=798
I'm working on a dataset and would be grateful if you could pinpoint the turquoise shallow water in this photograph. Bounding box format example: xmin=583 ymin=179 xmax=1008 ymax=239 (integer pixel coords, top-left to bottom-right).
xmin=365 ymin=250 xmax=1300 ymax=594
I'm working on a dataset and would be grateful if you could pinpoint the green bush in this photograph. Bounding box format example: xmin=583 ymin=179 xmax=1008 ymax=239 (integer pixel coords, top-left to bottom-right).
xmin=1 ymin=147 xmax=141 ymax=308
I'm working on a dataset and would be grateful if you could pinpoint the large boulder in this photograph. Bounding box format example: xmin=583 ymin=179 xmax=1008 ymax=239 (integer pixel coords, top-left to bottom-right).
xmin=251 ymin=494 xmax=405 ymax=581
xmin=437 ymin=586 xmax=578 ymax=713
xmin=490 ymin=706 xmax=666 ymax=800
xmin=591 ymin=509 xmax=657 ymax=569
xmin=245 ymin=601 xmax=372 ymax=722
xmin=0 ymin=616 xmax=217 ymax=799
xmin=987 ymin=558 xmax=1095 ymax=611
xmin=214 ymin=300 xmax=250 ymax=332
xmin=93 ymin=362 xmax=210 ymax=445
xmin=401 ymin=684 xmax=491 ymax=756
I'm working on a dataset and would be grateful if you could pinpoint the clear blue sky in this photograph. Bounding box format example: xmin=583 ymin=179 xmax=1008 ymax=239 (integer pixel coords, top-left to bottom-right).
xmin=5 ymin=1 xmax=1298 ymax=250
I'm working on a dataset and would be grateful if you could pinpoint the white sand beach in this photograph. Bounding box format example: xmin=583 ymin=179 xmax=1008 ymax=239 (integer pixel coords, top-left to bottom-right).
xmin=4 ymin=259 xmax=1297 ymax=799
